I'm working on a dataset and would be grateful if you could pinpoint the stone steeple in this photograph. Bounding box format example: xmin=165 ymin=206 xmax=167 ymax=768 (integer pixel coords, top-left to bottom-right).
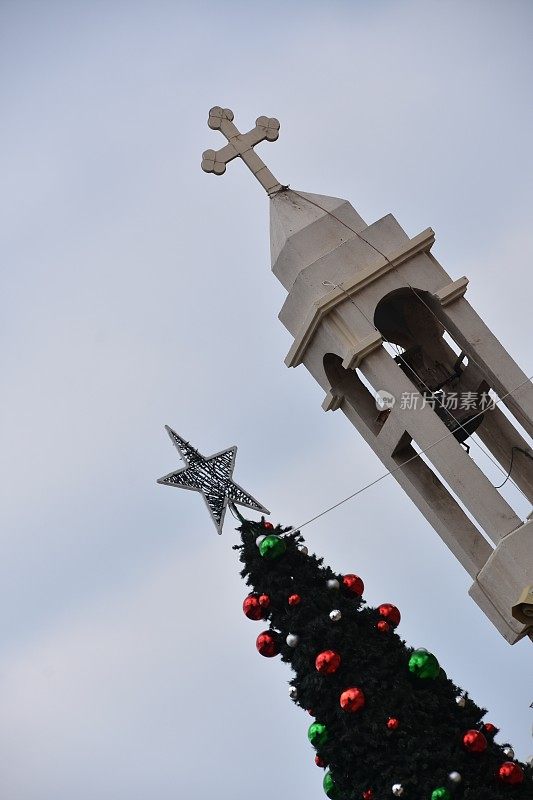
xmin=202 ymin=108 xmax=533 ymax=644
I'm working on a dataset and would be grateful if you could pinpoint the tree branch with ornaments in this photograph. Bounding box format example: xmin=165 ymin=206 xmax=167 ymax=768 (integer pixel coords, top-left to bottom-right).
xmin=236 ymin=517 xmax=531 ymax=800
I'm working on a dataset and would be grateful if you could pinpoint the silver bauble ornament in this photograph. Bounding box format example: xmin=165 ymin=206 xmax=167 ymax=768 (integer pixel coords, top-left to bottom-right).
xmin=256 ymin=535 xmax=266 ymax=547
xmin=286 ymin=633 xmax=299 ymax=648
xmin=327 ymin=578 xmax=340 ymax=590
xmin=392 ymin=784 xmax=404 ymax=797
xmin=448 ymin=772 xmax=462 ymax=785
xmin=289 ymin=686 xmax=298 ymax=700
xmin=502 ymin=746 xmax=515 ymax=759
xmin=455 ymin=695 xmax=466 ymax=708
xmin=329 ymin=609 xmax=342 ymax=622
xmin=298 ymin=545 xmax=308 ymax=555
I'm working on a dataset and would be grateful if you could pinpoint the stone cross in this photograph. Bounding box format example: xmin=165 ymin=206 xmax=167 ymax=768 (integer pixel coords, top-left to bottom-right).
xmin=201 ymin=106 xmax=282 ymax=194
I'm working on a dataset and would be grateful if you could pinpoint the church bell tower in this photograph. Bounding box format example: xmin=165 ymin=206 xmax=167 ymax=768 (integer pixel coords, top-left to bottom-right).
xmin=202 ymin=106 xmax=533 ymax=644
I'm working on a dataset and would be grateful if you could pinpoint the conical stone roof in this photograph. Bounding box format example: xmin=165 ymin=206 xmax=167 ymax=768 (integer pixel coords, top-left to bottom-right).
xmin=269 ymin=189 xmax=367 ymax=290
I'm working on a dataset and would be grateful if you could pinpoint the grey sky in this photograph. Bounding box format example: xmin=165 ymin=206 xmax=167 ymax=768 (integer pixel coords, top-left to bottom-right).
xmin=1 ymin=1 xmax=532 ymax=798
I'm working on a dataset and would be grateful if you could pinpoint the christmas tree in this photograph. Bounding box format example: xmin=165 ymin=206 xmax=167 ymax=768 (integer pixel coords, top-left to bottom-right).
xmin=235 ymin=516 xmax=532 ymax=800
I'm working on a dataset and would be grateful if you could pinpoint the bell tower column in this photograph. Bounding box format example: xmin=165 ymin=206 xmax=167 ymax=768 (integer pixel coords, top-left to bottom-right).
xmin=439 ymin=296 xmax=533 ymax=437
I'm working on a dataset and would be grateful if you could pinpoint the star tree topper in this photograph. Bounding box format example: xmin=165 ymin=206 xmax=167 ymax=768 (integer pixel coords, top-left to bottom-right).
xmin=157 ymin=426 xmax=270 ymax=534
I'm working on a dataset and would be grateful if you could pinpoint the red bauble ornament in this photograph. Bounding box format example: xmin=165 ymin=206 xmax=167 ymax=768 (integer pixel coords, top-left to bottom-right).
xmin=288 ymin=594 xmax=301 ymax=606
xmin=497 ymin=762 xmax=525 ymax=785
xmin=378 ymin=603 xmax=401 ymax=627
xmin=376 ymin=620 xmax=390 ymax=633
xmin=462 ymin=729 xmax=487 ymax=753
xmin=339 ymin=687 xmax=365 ymax=713
xmin=242 ymin=594 xmax=266 ymax=621
xmin=362 ymin=791 xmax=374 ymax=800
xmin=308 ymin=708 xmax=315 ymax=716
xmin=482 ymin=722 xmax=497 ymax=736
xmin=258 ymin=593 xmax=270 ymax=608
xmin=315 ymin=650 xmax=341 ymax=674
xmin=315 ymin=755 xmax=327 ymax=768
xmin=387 ymin=717 xmax=399 ymax=730
xmin=256 ymin=630 xmax=279 ymax=657
xmin=263 ymin=521 xmax=274 ymax=529
xmin=342 ymin=573 xmax=364 ymax=596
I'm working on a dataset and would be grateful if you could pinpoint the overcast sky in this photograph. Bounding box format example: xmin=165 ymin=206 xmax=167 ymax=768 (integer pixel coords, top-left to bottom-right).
xmin=1 ymin=1 xmax=532 ymax=798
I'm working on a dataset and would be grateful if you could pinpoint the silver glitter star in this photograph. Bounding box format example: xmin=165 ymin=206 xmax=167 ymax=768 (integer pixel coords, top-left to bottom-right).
xmin=157 ymin=426 xmax=270 ymax=534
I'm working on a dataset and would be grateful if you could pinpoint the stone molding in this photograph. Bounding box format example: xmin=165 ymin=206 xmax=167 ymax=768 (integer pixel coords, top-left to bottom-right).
xmin=285 ymin=227 xmax=435 ymax=368
xmin=435 ymin=276 xmax=469 ymax=306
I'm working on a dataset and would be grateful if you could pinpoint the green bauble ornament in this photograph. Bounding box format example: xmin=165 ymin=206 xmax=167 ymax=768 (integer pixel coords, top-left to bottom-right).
xmin=431 ymin=789 xmax=451 ymax=800
xmin=323 ymin=771 xmax=339 ymax=799
xmin=259 ymin=534 xmax=287 ymax=560
xmin=308 ymin=722 xmax=328 ymax=748
xmin=408 ymin=648 xmax=440 ymax=679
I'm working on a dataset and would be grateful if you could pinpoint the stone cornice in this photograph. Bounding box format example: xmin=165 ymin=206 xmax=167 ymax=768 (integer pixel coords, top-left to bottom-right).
xmin=435 ymin=276 xmax=469 ymax=306
xmin=285 ymin=227 xmax=436 ymax=368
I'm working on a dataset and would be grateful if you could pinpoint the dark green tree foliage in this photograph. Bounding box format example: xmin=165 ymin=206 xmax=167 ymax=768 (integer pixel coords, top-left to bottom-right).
xmin=234 ymin=518 xmax=532 ymax=800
